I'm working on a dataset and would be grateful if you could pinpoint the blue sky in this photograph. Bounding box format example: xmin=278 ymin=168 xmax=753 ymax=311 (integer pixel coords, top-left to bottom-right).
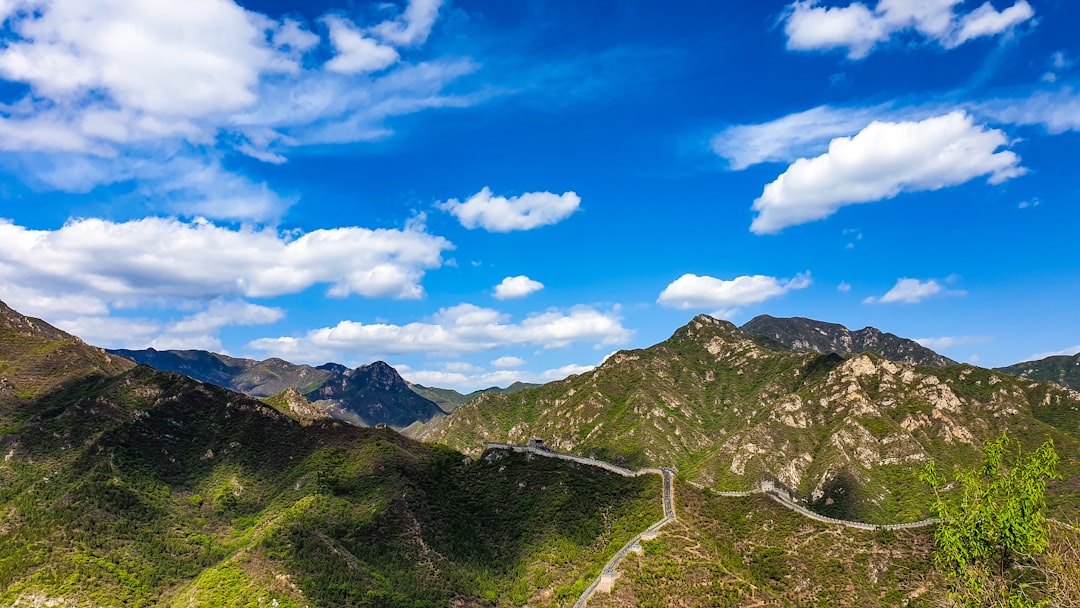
xmin=0 ymin=0 xmax=1077 ymax=390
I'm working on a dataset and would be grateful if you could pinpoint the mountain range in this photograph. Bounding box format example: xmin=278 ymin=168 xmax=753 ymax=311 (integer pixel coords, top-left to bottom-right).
xmin=0 ymin=299 xmax=665 ymax=606
xmin=740 ymin=314 xmax=956 ymax=367
xmin=420 ymin=314 xmax=1080 ymax=523
xmin=5 ymin=298 xmax=1080 ymax=605
xmin=108 ymin=347 xmax=445 ymax=428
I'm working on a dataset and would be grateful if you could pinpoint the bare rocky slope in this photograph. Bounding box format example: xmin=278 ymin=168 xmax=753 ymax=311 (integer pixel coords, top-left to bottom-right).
xmin=421 ymin=315 xmax=1080 ymax=523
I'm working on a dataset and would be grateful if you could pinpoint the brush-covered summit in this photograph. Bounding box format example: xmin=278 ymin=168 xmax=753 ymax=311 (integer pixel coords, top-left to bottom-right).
xmin=423 ymin=314 xmax=1080 ymax=523
xmin=0 ymin=299 xmax=133 ymax=403
xmin=109 ymin=347 xmax=443 ymax=428
xmin=997 ymin=352 xmax=1080 ymax=392
xmin=740 ymin=314 xmax=955 ymax=367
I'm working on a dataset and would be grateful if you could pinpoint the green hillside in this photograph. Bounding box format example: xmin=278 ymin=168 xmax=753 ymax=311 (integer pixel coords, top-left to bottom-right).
xmin=0 ymin=301 xmax=662 ymax=607
xmin=422 ymin=315 xmax=1080 ymax=524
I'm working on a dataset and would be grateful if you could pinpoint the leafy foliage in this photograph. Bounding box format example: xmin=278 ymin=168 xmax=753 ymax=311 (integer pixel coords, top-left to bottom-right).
xmin=922 ymin=434 xmax=1060 ymax=607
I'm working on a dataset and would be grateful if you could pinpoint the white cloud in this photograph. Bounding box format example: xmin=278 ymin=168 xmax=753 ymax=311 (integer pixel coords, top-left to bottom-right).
xmin=168 ymin=299 xmax=284 ymax=334
xmin=783 ymin=0 xmax=1035 ymax=60
xmin=750 ymin=112 xmax=1024 ymax=234
xmin=0 ymin=0 xmax=282 ymax=118
xmin=323 ymin=15 xmax=399 ymax=74
xmin=396 ymin=366 xmax=525 ymax=392
xmin=0 ymin=0 xmax=485 ymax=221
xmin=863 ymin=278 xmax=965 ymax=304
xmin=837 ymin=281 xmax=852 ymax=293
xmin=1026 ymin=345 xmax=1080 ymax=361
xmin=438 ymin=187 xmax=581 ymax=232
xmin=975 ymin=89 xmax=1080 ymax=135
xmin=45 ymin=297 xmax=283 ymax=352
xmin=492 ymin=356 xmax=525 ymax=368
xmin=914 ymin=335 xmax=992 ymax=350
xmin=396 ymin=355 xmax=599 ymax=393
xmin=712 ymin=105 xmax=882 ymax=170
xmin=370 ymin=0 xmax=443 ymax=47
xmin=247 ymin=303 xmax=631 ymax=362
xmin=493 ymin=275 xmax=544 ymax=300
xmin=541 ymin=363 xmax=596 ymax=380
xmin=0 ymin=216 xmax=451 ymax=313
xmin=657 ymin=272 xmax=811 ymax=314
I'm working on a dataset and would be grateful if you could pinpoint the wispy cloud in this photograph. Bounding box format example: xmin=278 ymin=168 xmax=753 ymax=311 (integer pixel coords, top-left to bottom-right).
xmin=914 ymin=335 xmax=992 ymax=350
xmin=0 ymin=0 xmax=482 ymax=223
xmin=864 ymin=278 xmax=966 ymax=304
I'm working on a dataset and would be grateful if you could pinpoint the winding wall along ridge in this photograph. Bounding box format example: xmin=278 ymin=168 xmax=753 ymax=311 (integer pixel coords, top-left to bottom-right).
xmin=484 ymin=444 xmax=674 ymax=608
xmin=485 ymin=443 xmax=936 ymax=607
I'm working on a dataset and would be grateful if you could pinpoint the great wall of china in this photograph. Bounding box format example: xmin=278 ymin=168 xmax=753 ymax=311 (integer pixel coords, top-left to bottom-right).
xmin=485 ymin=442 xmax=938 ymax=607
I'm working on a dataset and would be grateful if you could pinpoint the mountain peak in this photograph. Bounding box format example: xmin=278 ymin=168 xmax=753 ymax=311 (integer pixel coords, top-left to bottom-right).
xmin=740 ymin=315 xmax=955 ymax=367
xmin=1 ymin=299 xmax=134 ymax=400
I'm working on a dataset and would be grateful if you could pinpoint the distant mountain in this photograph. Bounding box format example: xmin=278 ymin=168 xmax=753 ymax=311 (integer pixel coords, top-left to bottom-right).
xmin=997 ymin=352 xmax=1080 ymax=392
xmin=423 ymin=314 xmax=1080 ymax=523
xmin=305 ymin=360 xmax=445 ymax=428
xmin=0 ymin=298 xmax=663 ymax=607
xmin=740 ymin=314 xmax=956 ymax=367
xmin=409 ymin=381 xmax=540 ymax=412
xmin=109 ymin=347 xmax=442 ymax=428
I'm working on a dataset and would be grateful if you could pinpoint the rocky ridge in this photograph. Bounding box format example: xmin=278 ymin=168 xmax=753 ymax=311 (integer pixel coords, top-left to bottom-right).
xmin=422 ymin=314 xmax=1080 ymax=522
xmin=740 ymin=314 xmax=956 ymax=367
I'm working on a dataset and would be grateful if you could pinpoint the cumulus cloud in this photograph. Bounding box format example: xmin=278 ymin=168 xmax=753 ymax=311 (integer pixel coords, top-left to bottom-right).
xmin=438 ymin=187 xmax=581 ymax=232
xmin=491 ymin=356 xmax=525 ymax=368
xmin=914 ymin=335 xmax=992 ymax=350
xmin=863 ymin=278 xmax=965 ymax=304
xmin=493 ymin=275 xmax=544 ymax=300
xmin=783 ymin=0 xmax=1035 ymax=60
xmin=0 ymin=216 xmax=451 ymax=314
xmin=750 ymin=112 xmax=1024 ymax=234
xmin=247 ymin=303 xmax=631 ymax=362
xmin=657 ymin=272 xmax=811 ymax=316
xmin=0 ymin=0 xmax=482 ymax=220
xmin=323 ymin=15 xmax=399 ymax=74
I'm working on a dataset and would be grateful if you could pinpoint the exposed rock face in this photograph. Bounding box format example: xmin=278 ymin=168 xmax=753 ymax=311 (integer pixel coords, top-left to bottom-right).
xmin=997 ymin=352 xmax=1080 ymax=392
xmin=423 ymin=314 xmax=1080 ymax=522
xmin=740 ymin=314 xmax=956 ymax=367
xmin=108 ymin=349 xmax=442 ymax=428
xmin=267 ymin=387 xmax=330 ymax=426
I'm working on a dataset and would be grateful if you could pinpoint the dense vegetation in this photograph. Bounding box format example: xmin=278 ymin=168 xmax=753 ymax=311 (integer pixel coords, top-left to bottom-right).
xmin=1 ymin=301 xmax=663 ymax=607
xmin=0 ymin=369 xmax=661 ymax=606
